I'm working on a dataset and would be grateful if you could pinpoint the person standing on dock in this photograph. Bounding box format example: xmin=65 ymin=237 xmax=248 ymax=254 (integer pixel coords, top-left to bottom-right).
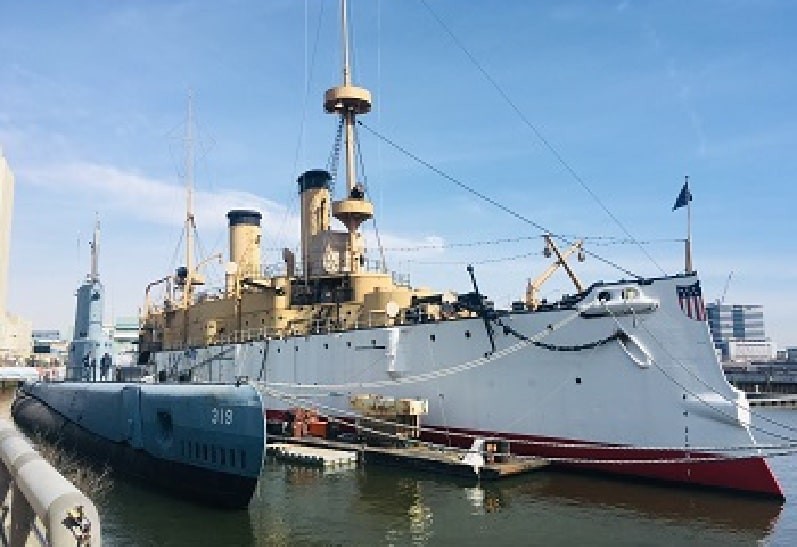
xmin=100 ymin=352 xmax=111 ymax=381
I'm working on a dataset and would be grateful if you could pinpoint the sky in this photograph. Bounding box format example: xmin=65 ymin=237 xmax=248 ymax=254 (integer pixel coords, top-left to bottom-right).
xmin=1 ymin=0 xmax=795 ymax=347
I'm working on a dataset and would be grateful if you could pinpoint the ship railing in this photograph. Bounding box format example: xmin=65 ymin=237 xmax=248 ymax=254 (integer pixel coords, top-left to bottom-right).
xmin=0 ymin=419 xmax=101 ymax=545
xmin=210 ymin=327 xmax=285 ymax=346
xmin=267 ymin=258 xmax=411 ymax=284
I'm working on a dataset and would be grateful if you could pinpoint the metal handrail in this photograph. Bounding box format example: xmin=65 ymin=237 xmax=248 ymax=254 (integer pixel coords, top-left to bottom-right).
xmin=0 ymin=420 xmax=101 ymax=545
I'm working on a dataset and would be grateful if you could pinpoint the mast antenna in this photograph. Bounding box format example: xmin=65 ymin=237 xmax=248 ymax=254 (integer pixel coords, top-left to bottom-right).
xmin=90 ymin=215 xmax=100 ymax=282
xmin=324 ymin=0 xmax=375 ymax=273
xmin=183 ymin=90 xmax=196 ymax=306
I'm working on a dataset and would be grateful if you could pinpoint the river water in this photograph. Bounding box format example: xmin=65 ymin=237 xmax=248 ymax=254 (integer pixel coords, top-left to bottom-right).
xmin=99 ymin=409 xmax=797 ymax=546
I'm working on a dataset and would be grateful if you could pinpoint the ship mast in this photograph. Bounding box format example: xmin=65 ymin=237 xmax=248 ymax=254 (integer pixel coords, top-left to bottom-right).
xmin=90 ymin=216 xmax=100 ymax=283
xmin=183 ymin=91 xmax=196 ymax=307
xmin=325 ymin=0 xmax=374 ymax=274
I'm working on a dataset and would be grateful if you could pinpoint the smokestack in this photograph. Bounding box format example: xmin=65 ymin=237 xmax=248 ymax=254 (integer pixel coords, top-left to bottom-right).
xmin=297 ymin=170 xmax=331 ymax=276
xmin=226 ymin=210 xmax=262 ymax=279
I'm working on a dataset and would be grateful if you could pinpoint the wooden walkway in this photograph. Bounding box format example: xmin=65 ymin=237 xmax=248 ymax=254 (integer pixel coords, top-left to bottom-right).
xmin=268 ymin=435 xmax=549 ymax=480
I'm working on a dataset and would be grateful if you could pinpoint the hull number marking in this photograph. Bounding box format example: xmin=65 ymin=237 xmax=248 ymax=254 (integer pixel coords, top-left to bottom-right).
xmin=212 ymin=407 xmax=233 ymax=426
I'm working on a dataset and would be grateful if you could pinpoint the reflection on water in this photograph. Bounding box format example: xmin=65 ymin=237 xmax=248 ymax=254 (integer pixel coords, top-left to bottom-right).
xmin=99 ymin=410 xmax=797 ymax=545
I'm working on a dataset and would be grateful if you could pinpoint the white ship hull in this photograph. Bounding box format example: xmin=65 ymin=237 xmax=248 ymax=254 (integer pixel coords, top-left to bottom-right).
xmin=150 ymin=274 xmax=783 ymax=497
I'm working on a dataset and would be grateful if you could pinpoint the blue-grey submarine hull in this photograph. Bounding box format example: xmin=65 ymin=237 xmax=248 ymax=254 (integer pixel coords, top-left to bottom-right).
xmin=12 ymin=381 xmax=265 ymax=509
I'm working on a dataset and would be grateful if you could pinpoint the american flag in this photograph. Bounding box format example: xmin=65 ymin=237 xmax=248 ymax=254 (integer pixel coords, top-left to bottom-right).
xmin=676 ymin=281 xmax=706 ymax=321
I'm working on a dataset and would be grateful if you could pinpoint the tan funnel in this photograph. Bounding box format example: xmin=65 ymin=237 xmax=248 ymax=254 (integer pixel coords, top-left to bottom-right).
xmin=226 ymin=210 xmax=262 ymax=279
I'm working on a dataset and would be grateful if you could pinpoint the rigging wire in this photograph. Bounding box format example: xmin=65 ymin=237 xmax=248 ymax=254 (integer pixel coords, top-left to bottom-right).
xmin=358 ymin=120 xmax=640 ymax=280
xmin=258 ymin=385 xmax=797 ymax=461
xmin=605 ymin=303 xmax=797 ymax=442
xmin=353 ymin=121 xmax=388 ymax=271
xmin=416 ymin=0 xmax=667 ymax=277
xmin=273 ymin=0 xmax=328 ymax=258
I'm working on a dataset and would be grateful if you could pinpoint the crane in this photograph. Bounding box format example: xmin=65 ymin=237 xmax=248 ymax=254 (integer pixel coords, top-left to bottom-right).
xmin=720 ymin=271 xmax=734 ymax=304
xmin=525 ymin=234 xmax=585 ymax=310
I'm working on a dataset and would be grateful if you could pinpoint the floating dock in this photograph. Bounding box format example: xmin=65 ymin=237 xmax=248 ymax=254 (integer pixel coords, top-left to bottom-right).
xmin=268 ymin=436 xmax=549 ymax=479
xmin=748 ymin=395 xmax=797 ymax=408
xmin=266 ymin=442 xmax=357 ymax=467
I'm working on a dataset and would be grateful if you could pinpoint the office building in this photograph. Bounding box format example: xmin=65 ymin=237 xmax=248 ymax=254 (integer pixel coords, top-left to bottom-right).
xmin=0 ymin=148 xmax=32 ymax=362
xmin=706 ymin=301 xmax=772 ymax=362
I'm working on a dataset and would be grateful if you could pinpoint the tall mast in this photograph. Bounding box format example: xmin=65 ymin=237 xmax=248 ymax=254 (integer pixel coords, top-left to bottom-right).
xmin=90 ymin=216 xmax=100 ymax=282
xmin=325 ymin=0 xmax=374 ymax=273
xmin=685 ymin=175 xmax=693 ymax=273
xmin=183 ymin=91 xmax=196 ymax=306
xmin=341 ymin=0 xmax=356 ymax=194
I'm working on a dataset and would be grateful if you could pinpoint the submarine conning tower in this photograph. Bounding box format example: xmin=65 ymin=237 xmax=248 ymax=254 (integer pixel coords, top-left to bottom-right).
xmin=226 ymin=210 xmax=263 ymax=280
xmin=66 ymin=220 xmax=114 ymax=382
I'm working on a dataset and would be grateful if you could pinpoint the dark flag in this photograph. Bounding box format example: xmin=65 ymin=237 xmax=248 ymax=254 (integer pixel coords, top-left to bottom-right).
xmin=672 ymin=180 xmax=692 ymax=211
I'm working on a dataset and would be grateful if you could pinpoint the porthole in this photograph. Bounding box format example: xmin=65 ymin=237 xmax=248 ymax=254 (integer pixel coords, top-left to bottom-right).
xmin=575 ymin=377 xmax=582 ymax=384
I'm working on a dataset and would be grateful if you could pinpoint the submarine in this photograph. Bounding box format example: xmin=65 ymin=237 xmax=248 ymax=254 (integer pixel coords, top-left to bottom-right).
xmin=12 ymin=221 xmax=265 ymax=509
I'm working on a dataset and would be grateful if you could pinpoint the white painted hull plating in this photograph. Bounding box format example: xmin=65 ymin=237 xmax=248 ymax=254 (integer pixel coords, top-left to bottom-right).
xmin=151 ymin=274 xmax=783 ymax=497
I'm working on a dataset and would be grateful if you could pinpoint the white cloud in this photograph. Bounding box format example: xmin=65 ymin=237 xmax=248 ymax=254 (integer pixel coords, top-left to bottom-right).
xmin=19 ymin=160 xmax=296 ymax=237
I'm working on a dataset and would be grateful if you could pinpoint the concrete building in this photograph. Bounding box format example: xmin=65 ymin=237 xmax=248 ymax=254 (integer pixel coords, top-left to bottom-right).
xmin=31 ymin=329 xmax=68 ymax=365
xmin=0 ymin=148 xmax=13 ymax=318
xmin=112 ymin=317 xmax=140 ymax=367
xmin=0 ymin=148 xmax=32 ymax=362
xmin=706 ymin=301 xmax=772 ymax=362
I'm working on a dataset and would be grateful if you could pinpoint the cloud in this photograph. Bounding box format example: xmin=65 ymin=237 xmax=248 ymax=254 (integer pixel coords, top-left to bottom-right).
xmin=19 ymin=160 xmax=296 ymax=237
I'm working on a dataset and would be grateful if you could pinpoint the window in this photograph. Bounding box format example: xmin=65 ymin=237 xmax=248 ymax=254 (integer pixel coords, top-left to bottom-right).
xmin=230 ymin=448 xmax=236 ymax=467
xmin=622 ymin=288 xmax=638 ymax=300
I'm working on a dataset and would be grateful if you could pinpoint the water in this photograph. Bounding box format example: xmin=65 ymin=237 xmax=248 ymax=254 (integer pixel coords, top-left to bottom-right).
xmin=99 ymin=409 xmax=797 ymax=545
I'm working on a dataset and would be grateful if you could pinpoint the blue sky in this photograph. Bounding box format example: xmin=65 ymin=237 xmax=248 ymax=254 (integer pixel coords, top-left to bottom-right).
xmin=1 ymin=0 xmax=795 ymax=347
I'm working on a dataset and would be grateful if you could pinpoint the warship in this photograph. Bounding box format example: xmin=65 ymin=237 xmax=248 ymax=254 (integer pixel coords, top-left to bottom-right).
xmin=12 ymin=221 xmax=265 ymax=509
xmin=137 ymin=0 xmax=783 ymax=497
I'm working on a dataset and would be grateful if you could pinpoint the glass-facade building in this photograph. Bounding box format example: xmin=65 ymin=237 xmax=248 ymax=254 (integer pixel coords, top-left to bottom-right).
xmin=706 ymin=301 xmax=770 ymax=361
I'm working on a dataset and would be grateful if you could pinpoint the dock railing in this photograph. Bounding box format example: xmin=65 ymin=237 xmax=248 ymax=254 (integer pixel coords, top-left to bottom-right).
xmin=0 ymin=419 xmax=101 ymax=546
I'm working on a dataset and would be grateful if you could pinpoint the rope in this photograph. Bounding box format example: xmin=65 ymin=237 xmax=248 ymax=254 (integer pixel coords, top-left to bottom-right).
xmin=357 ymin=120 xmax=640 ymax=280
xmin=258 ymin=309 xmax=581 ymax=391
xmin=602 ymin=301 xmax=797 ymax=443
xmin=416 ymin=0 xmax=666 ymax=276
xmin=257 ymin=384 xmax=797 ymax=463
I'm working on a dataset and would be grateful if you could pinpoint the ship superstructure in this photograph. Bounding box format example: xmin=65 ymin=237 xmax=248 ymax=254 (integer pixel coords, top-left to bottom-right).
xmin=137 ymin=0 xmax=784 ymax=498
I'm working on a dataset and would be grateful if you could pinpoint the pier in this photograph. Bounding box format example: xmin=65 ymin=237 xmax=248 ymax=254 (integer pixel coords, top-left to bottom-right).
xmin=747 ymin=395 xmax=797 ymax=408
xmin=268 ymin=435 xmax=550 ymax=479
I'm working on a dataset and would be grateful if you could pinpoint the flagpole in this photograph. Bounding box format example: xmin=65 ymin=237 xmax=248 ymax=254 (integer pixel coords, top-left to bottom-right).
xmin=685 ymin=175 xmax=692 ymax=273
